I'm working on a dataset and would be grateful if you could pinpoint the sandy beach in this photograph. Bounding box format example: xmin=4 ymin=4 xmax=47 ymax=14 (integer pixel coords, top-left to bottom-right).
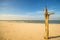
xmin=0 ymin=21 xmax=60 ymax=40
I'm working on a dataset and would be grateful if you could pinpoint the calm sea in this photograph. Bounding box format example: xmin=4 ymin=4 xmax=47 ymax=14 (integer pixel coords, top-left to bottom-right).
xmin=0 ymin=20 xmax=60 ymax=24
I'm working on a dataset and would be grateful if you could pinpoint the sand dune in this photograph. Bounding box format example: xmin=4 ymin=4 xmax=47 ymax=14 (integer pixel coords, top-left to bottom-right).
xmin=0 ymin=21 xmax=60 ymax=40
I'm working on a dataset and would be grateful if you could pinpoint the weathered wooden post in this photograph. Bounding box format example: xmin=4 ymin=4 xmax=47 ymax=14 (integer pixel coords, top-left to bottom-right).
xmin=44 ymin=6 xmax=49 ymax=40
xmin=44 ymin=6 xmax=54 ymax=40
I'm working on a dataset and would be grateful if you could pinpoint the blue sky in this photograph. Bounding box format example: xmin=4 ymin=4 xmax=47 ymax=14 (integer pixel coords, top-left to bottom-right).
xmin=0 ymin=0 xmax=60 ymax=20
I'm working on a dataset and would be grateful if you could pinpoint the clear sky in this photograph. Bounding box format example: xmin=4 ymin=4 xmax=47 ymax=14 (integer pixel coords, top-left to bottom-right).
xmin=0 ymin=0 xmax=60 ymax=20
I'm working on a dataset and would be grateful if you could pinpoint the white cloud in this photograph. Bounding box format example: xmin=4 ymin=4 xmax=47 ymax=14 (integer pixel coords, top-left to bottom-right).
xmin=36 ymin=11 xmax=43 ymax=14
xmin=0 ymin=14 xmax=60 ymax=20
xmin=0 ymin=14 xmax=41 ymax=20
xmin=48 ymin=10 xmax=55 ymax=12
xmin=33 ymin=10 xmax=55 ymax=14
xmin=49 ymin=14 xmax=60 ymax=20
xmin=0 ymin=10 xmax=60 ymax=20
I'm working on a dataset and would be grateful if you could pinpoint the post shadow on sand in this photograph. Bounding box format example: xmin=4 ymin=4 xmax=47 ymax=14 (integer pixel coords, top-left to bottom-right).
xmin=48 ymin=35 xmax=60 ymax=39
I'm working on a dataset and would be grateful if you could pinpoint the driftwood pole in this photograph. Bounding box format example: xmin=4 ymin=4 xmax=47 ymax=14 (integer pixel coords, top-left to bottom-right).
xmin=44 ymin=6 xmax=54 ymax=40
xmin=44 ymin=6 xmax=49 ymax=40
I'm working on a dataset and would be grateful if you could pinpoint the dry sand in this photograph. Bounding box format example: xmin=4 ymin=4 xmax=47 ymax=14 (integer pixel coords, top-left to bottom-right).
xmin=0 ymin=21 xmax=60 ymax=40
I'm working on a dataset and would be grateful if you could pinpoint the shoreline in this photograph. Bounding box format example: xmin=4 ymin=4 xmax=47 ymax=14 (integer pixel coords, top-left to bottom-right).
xmin=0 ymin=20 xmax=60 ymax=24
